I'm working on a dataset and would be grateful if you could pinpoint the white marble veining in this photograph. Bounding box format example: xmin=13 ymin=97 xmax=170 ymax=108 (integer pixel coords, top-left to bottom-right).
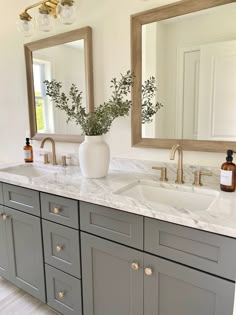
xmin=0 ymin=159 xmax=236 ymax=238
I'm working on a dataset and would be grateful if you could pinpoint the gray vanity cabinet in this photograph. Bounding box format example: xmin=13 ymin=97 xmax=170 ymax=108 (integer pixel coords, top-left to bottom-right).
xmin=144 ymin=253 xmax=235 ymax=315
xmin=81 ymin=232 xmax=144 ymax=315
xmin=4 ymin=206 xmax=45 ymax=302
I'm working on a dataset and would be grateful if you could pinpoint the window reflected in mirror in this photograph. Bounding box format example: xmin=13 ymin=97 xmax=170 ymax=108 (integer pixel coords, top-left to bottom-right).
xmin=32 ymin=40 xmax=86 ymax=135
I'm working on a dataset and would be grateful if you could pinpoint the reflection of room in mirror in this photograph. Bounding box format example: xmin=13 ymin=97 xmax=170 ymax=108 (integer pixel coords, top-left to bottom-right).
xmin=142 ymin=3 xmax=236 ymax=141
xmin=32 ymin=39 xmax=85 ymax=136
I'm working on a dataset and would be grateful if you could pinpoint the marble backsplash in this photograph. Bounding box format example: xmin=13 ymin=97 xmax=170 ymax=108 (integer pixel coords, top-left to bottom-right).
xmin=109 ymin=157 xmax=220 ymax=188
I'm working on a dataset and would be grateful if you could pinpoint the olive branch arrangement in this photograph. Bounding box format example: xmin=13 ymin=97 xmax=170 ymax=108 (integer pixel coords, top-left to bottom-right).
xmin=44 ymin=70 xmax=163 ymax=136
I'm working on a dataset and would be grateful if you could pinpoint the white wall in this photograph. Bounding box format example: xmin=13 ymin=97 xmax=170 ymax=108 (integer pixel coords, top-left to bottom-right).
xmin=0 ymin=0 xmax=227 ymax=167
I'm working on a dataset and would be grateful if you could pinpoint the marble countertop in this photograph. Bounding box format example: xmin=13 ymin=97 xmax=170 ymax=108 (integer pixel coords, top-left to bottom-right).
xmin=0 ymin=159 xmax=236 ymax=238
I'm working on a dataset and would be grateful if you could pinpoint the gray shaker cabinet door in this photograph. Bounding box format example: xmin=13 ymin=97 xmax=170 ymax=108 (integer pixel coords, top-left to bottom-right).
xmin=43 ymin=220 xmax=81 ymax=278
xmin=0 ymin=205 xmax=9 ymax=280
xmin=144 ymin=253 xmax=235 ymax=315
xmin=45 ymin=264 xmax=82 ymax=315
xmin=5 ymin=207 xmax=45 ymax=302
xmin=81 ymin=232 xmax=143 ymax=315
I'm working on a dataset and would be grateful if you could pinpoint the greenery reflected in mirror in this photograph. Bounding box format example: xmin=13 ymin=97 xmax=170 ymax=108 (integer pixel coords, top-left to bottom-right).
xmin=131 ymin=0 xmax=236 ymax=152
xmin=25 ymin=27 xmax=94 ymax=143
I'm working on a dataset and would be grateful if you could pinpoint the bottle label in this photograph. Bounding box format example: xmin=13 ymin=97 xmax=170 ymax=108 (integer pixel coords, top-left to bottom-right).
xmin=220 ymin=170 xmax=233 ymax=186
xmin=24 ymin=151 xmax=31 ymax=159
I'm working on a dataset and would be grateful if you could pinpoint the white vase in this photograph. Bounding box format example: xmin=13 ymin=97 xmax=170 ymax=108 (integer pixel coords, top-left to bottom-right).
xmin=79 ymin=135 xmax=110 ymax=178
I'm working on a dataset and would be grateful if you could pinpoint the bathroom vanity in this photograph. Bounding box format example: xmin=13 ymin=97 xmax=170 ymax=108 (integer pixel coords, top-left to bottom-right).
xmin=0 ymin=162 xmax=235 ymax=315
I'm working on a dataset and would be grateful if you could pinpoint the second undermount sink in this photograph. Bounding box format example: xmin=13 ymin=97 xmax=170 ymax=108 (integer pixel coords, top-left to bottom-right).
xmin=116 ymin=180 xmax=219 ymax=212
xmin=0 ymin=164 xmax=57 ymax=178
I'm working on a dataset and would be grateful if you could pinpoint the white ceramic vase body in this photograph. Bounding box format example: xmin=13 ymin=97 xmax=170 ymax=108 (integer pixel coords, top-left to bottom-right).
xmin=79 ymin=135 xmax=110 ymax=178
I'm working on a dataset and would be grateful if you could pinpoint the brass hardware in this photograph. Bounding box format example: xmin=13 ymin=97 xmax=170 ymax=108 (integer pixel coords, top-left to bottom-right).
xmin=58 ymin=291 xmax=65 ymax=299
xmin=61 ymin=155 xmax=71 ymax=167
xmin=40 ymin=137 xmax=57 ymax=165
xmin=193 ymin=170 xmax=212 ymax=186
xmin=40 ymin=153 xmax=49 ymax=164
xmin=53 ymin=207 xmax=60 ymax=214
xmin=56 ymin=245 xmax=63 ymax=252
xmin=170 ymin=144 xmax=184 ymax=184
xmin=152 ymin=166 xmax=168 ymax=182
xmin=131 ymin=262 xmax=139 ymax=271
xmin=19 ymin=0 xmax=59 ymax=21
xmin=144 ymin=267 xmax=153 ymax=276
xmin=2 ymin=214 xmax=9 ymax=221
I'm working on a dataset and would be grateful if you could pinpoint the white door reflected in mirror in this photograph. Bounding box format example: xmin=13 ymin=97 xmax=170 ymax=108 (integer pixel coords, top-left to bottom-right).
xmin=142 ymin=3 xmax=236 ymax=141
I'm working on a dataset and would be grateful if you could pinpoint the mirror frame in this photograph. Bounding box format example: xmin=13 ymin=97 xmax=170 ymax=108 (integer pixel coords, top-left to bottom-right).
xmin=131 ymin=0 xmax=236 ymax=152
xmin=24 ymin=27 xmax=94 ymax=143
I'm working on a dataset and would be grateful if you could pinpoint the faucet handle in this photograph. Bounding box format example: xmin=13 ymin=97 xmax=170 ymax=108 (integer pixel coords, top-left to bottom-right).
xmin=152 ymin=166 xmax=168 ymax=182
xmin=193 ymin=170 xmax=212 ymax=186
xmin=40 ymin=153 xmax=49 ymax=164
xmin=61 ymin=155 xmax=71 ymax=167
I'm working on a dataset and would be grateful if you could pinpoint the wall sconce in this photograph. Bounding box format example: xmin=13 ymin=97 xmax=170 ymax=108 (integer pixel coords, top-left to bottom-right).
xmin=17 ymin=0 xmax=77 ymax=37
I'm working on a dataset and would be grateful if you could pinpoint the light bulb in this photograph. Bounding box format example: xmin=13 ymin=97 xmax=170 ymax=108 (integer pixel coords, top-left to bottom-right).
xmin=36 ymin=13 xmax=53 ymax=32
xmin=57 ymin=3 xmax=76 ymax=25
xmin=16 ymin=19 xmax=34 ymax=37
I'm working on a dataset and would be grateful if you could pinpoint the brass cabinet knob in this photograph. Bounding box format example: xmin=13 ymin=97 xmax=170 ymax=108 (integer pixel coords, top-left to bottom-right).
xmin=131 ymin=262 xmax=139 ymax=271
xmin=53 ymin=207 xmax=60 ymax=214
xmin=58 ymin=291 xmax=65 ymax=299
xmin=56 ymin=245 xmax=63 ymax=253
xmin=144 ymin=267 xmax=153 ymax=276
xmin=2 ymin=214 xmax=9 ymax=221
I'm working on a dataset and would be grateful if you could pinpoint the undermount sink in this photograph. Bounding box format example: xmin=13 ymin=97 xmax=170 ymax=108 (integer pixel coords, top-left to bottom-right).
xmin=116 ymin=180 xmax=219 ymax=212
xmin=0 ymin=164 xmax=56 ymax=178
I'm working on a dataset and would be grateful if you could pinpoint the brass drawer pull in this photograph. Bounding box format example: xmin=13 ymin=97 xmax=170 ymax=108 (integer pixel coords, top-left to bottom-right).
xmin=144 ymin=267 xmax=153 ymax=276
xmin=56 ymin=245 xmax=63 ymax=253
xmin=131 ymin=262 xmax=139 ymax=271
xmin=58 ymin=291 xmax=65 ymax=299
xmin=2 ymin=214 xmax=9 ymax=221
xmin=53 ymin=207 xmax=60 ymax=214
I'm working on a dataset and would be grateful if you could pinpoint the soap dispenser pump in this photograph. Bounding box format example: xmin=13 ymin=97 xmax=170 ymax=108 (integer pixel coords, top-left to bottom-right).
xmin=220 ymin=150 xmax=235 ymax=192
xmin=24 ymin=138 xmax=33 ymax=163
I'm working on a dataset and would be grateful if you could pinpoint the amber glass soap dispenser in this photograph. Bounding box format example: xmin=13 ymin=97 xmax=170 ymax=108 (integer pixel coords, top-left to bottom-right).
xmin=24 ymin=138 xmax=33 ymax=163
xmin=220 ymin=150 xmax=235 ymax=192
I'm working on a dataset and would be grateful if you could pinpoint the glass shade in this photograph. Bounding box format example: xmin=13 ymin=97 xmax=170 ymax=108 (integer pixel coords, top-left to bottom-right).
xmin=36 ymin=13 xmax=53 ymax=32
xmin=16 ymin=19 xmax=34 ymax=37
xmin=57 ymin=2 xmax=77 ymax=25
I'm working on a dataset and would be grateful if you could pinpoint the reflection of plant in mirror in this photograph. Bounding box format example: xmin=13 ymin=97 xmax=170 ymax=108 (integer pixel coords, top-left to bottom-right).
xmin=44 ymin=71 xmax=161 ymax=135
xmin=142 ymin=77 xmax=163 ymax=124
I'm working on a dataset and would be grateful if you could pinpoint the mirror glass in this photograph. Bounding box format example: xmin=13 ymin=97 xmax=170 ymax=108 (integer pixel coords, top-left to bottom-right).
xmin=33 ymin=40 xmax=85 ymax=135
xmin=131 ymin=0 xmax=236 ymax=152
xmin=142 ymin=3 xmax=236 ymax=141
xmin=25 ymin=27 xmax=94 ymax=142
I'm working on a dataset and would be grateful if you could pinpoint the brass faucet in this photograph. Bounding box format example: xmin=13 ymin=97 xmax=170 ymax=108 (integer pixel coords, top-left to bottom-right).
xmin=40 ymin=137 xmax=57 ymax=165
xmin=170 ymin=144 xmax=184 ymax=184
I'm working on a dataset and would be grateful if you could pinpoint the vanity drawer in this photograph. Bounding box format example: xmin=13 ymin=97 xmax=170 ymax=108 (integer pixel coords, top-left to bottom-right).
xmin=80 ymin=201 xmax=143 ymax=250
xmin=0 ymin=183 xmax=3 ymax=205
xmin=43 ymin=220 xmax=80 ymax=278
xmin=3 ymin=184 xmax=40 ymax=216
xmin=41 ymin=193 xmax=79 ymax=229
xmin=145 ymin=218 xmax=236 ymax=281
xmin=45 ymin=264 xmax=82 ymax=315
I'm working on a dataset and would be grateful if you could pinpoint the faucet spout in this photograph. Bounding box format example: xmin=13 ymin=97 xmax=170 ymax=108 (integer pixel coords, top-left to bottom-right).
xmin=170 ymin=144 xmax=184 ymax=184
xmin=40 ymin=137 xmax=57 ymax=165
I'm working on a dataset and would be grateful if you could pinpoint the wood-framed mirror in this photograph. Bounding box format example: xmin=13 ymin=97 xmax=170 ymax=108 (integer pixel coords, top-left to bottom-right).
xmin=25 ymin=27 xmax=94 ymax=143
xmin=131 ymin=0 xmax=236 ymax=152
